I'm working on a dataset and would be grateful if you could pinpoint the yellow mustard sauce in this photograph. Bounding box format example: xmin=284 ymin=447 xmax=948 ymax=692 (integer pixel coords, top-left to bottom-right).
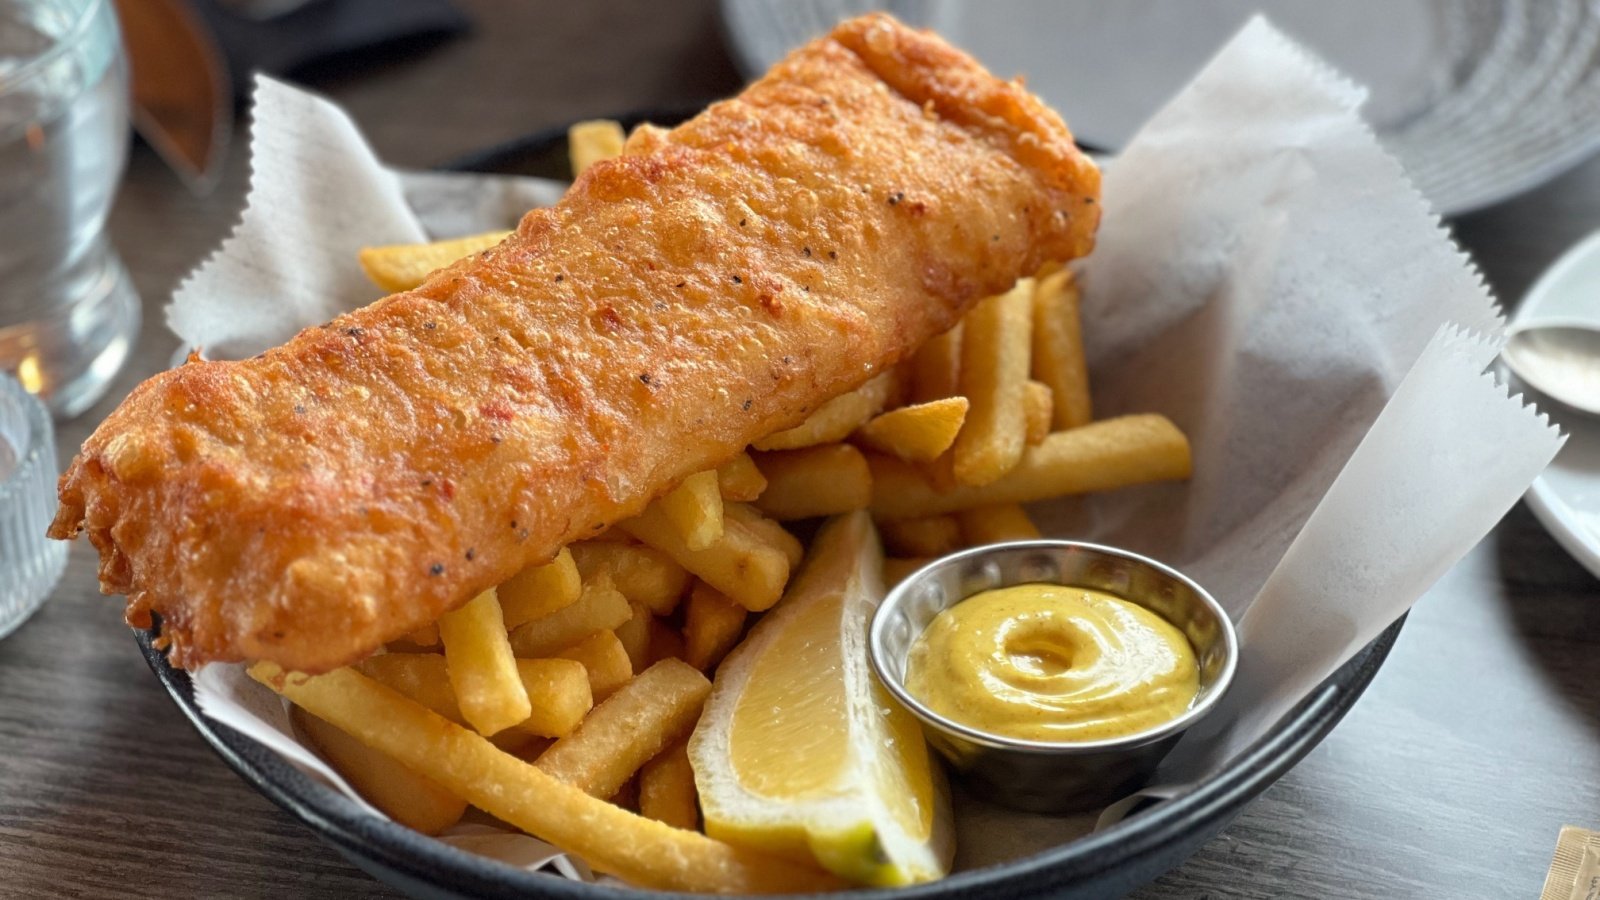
xmin=903 ymin=583 xmax=1200 ymax=742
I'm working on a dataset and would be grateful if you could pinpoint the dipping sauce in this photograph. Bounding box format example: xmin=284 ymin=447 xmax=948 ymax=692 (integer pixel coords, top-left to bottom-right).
xmin=903 ymin=584 xmax=1199 ymax=742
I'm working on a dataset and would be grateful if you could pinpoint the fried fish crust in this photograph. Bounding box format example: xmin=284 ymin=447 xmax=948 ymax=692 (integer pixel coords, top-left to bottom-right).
xmin=49 ymin=13 xmax=1100 ymax=672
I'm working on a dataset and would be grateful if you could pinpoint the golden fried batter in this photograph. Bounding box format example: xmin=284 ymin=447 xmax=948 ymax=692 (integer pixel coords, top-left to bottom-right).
xmin=49 ymin=14 xmax=1100 ymax=673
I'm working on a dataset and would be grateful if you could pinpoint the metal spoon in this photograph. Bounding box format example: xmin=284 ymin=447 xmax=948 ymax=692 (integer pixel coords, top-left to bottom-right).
xmin=1502 ymin=321 xmax=1600 ymax=417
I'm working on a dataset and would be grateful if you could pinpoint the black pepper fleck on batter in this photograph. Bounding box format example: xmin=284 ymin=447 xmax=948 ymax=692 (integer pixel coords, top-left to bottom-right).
xmin=429 ymin=563 xmax=444 ymax=576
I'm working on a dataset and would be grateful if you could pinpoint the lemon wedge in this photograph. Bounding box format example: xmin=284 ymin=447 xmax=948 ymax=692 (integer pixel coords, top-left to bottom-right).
xmin=688 ymin=511 xmax=953 ymax=887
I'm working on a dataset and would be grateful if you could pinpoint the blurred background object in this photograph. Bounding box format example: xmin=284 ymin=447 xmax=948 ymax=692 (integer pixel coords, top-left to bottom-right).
xmin=114 ymin=0 xmax=232 ymax=192
xmin=0 ymin=0 xmax=139 ymax=419
xmin=0 ymin=371 xmax=64 ymax=639
xmin=723 ymin=0 xmax=1600 ymax=215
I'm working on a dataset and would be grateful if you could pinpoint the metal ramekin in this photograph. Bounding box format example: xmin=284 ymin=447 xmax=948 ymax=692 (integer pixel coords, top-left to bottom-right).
xmin=869 ymin=541 xmax=1238 ymax=813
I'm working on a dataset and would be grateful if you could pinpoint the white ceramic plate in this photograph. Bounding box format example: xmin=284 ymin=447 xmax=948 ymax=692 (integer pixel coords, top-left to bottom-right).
xmin=1506 ymin=230 xmax=1600 ymax=579
xmin=721 ymin=0 xmax=1600 ymax=215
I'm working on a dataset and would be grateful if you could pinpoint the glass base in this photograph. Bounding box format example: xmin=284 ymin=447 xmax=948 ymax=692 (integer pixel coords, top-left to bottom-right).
xmin=0 ymin=240 xmax=141 ymax=420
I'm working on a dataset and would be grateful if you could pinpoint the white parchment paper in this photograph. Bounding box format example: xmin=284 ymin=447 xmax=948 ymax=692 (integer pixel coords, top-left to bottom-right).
xmin=177 ymin=20 xmax=1563 ymax=884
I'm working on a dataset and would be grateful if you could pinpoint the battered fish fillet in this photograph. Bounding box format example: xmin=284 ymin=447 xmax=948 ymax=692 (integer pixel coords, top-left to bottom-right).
xmin=49 ymin=13 xmax=1100 ymax=673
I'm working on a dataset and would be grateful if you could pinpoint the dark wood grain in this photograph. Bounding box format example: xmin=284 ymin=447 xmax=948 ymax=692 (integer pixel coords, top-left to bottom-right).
xmin=4 ymin=2 xmax=1598 ymax=898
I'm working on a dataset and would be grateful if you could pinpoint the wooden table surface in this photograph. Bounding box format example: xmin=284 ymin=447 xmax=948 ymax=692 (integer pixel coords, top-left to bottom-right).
xmin=4 ymin=2 xmax=1598 ymax=897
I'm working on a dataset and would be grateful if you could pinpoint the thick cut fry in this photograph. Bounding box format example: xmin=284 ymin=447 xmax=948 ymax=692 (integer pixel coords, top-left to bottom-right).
xmin=639 ymin=742 xmax=698 ymax=831
xmin=953 ymin=280 xmax=1035 ymax=486
xmin=683 ymin=582 xmax=748 ymax=671
xmin=910 ymin=322 xmax=963 ymax=404
xmin=721 ymin=503 xmax=804 ymax=568
xmin=615 ymin=601 xmax=653 ymax=673
xmin=853 ymin=397 xmax=969 ymax=463
xmin=358 ymin=653 xmax=464 ymax=723
xmin=871 ymin=415 xmax=1192 ymax=519
xmin=751 ymin=370 xmax=900 ymax=451
xmin=883 ymin=557 xmax=933 ymax=586
xmin=251 ymin=664 xmax=839 ymax=893
xmin=1024 ymin=380 xmax=1053 ymax=446
xmin=357 ymin=230 xmax=512 ymax=293
xmin=555 ymin=630 xmax=634 ymax=699
xmin=659 ymin=470 xmax=724 ymax=551
xmin=292 ymin=705 xmax=467 ymax=835
xmin=716 ymin=452 xmax=768 ymax=502
xmin=648 ymin=619 xmax=687 ymax=665
xmin=880 ymin=515 xmax=962 ymax=558
xmin=438 ymin=589 xmax=530 ymax=736
xmin=536 ymin=659 xmax=712 ymax=800
xmin=508 ymin=574 xmax=631 ymax=659
xmin=498 ymin=548 xmax=582 ymax=630
xmin=958 ymin=504 xmax=1043 ymax=545
xmin=514 ymin=658 xmax=594 ymax=738
xmin=568 ymin=120 xmax=627 ymax=175
xmin=1032 ymin=268 xmax=1092 ymax=429
xmin=569 ymin=542 xmax=690 ymax=616
xmin=751 ymin=444 xmax=872 ymax=520
xmin=618 ymin=503 xmax=790 ymax=612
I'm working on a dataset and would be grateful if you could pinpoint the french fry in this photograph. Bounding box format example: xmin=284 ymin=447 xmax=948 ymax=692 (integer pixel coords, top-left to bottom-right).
xmin=514 ymin=658 xmax=593 ymax=738
xmin=1032 ymin=268 xmax=1092 ymax=429
xmin=683 ymin=582 xmax=748 ymax=672
xmin=952 ymin=280 xmax=1035 ymax=486
xmin=509 ymin=573 xmax=631 ymax=659
xmin=555 ymin=630 xmax=634 ymax=699
xmin=438 ymin=589 xmax=530 ymax=736
xmin=357 ymin=231 xmax=511 ymax=293
xmin=883 ymin=557 xmax=933 ymax=586
xmin=291 ymin=705 xmax=467 ymax=835
xmin=618 ymin=503 xmax=790 ymax=612
xmin=879 ymin=515 xmax=962 ymax=558
xmin=568 ymin=119 xmax=626 ymax=176
xmin=751 ymin=370 xmax=899 ymax=451
xmin=498 ymin=547 xmax=582 ymax=630
xmin=536 ymin=659 xmax=712 ymax=800
xmin=659 ymin=470 xmax=724 ymax=551
xmin=870 ymin=414 xmax=1193 ymax=519
xmin=910 ymin=322 xmax=962 ymax=404
xmin=358 ymin=653 xmax=464 ymax=724
xmin=639 ymin=741 xmax=698 ymax=831
xmin=1024 ymin=380 xmax=1053 ymax=446
xmin=716 ymin=451 xmax=768 ymax=501
xmin=853 ymin=397 xmax=969 ymax=463
xmin=958 ymin=503 xmax=1042 ymax=545
xmin=615 ymin=601 xmax=653 ymax=673
xmin=569 ymin=541 xmax=690 ymax=616
xmin=721 ymin=502 xmax=804 ymax=568
xmin=751 ymin=443 xmax=872 ymax=520
xmin=361 ymin=653 xmax=585 ymax=739
xmin=250 ymin=664 xmax=840 ymax=893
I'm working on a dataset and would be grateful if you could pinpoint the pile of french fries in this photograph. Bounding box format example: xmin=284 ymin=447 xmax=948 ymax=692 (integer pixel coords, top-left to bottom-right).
xmin=257 ymin=121 xmax=1192 ymax=893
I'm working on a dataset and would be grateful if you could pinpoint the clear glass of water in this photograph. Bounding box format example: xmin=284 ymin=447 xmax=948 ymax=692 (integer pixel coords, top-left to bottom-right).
xmin=0 ymin=372 xmax=64 ymax=638
xmin=0 ymin=0 xmax=138 ymax=419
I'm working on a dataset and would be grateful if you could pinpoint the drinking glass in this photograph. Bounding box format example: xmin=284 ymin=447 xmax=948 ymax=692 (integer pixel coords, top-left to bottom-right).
xmin=0 ymin=372 xmax=63 ymax=638
xmin=0 ymin=0 xmax=138 ymax=419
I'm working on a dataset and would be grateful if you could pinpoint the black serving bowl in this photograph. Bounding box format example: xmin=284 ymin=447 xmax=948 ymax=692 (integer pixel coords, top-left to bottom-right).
xmin=135 ymin=117 xmax=1406 ymax=898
